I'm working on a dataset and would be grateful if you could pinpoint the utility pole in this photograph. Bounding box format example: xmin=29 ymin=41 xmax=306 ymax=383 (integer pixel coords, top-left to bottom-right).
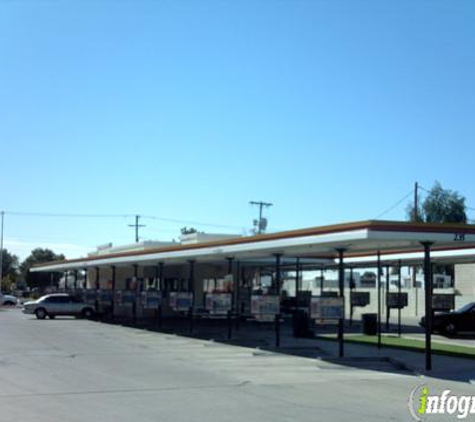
xmin=413 ymin=182 xmax=419 ymax=315
xmin=0 ymin=211 xmax=4 ymax=289
xmin=128 ymin=215 xmax=145 ymax=243
xmin=250 ymin=201 xmax=273 ymax=234
xmin=414 ymin=181 xmax=419 ymax=221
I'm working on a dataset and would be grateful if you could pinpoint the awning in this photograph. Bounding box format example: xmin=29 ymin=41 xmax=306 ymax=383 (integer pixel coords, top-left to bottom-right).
xmin=30 ymin=220 xmax=475 ymax=272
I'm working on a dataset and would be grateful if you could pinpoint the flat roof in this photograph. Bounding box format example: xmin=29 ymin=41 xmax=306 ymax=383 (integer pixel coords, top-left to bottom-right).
xmin=30 ymin=220 xmax=475 ymax=272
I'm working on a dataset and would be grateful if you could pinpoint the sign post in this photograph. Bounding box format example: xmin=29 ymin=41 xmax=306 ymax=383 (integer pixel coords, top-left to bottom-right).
xmin=386 ymin=292 xmax=408 ymax=336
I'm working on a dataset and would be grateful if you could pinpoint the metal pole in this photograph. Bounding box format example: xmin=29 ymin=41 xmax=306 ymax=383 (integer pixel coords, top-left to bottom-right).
xmin=132 ymin=265 xmax=138 ymax=324
xmin=188 ymin=260 xmax=195 ymax=333
xmin=74 ymin=270 xmax=78 ymax=290
xmin=240 ymin=265 xmax=247 ymax=315
xmin=397 ymin=260 xmax=402 ymax=337
xmin=422 ymin=242 xmax=433 ymax=371
xmin=157 ymin=262 xmax=164 ymax=328
xmin=226 ymin=257 xmax=234 ymax=310
xmin=320 ymin=268 xmax=324 ymax=294
xmin=83 ymin=268 xmax=88 ymax=289
xmin=188 ymin=260 xmax=195 ymax=293
xmin=377 ymin=252 xmax=382 ymax=349
xmin=64 ymin=271 xmax=68 ymax=291
xmin=158 ymin=262 xmax=164 ymax=290
xmin=274 ymin=254 xmax=282 ymax=348
xmin=295 ymin=258 xmax=300 ymax=309
xmin=236 ymin=260 xmax=241 ymax=330
xmin=349 ymin=267 xmax=354 ymax=326
xmin=274 ymin=254 xmax=282 ymax=296
xmin=386 ymin=265 xmax=390 ymax=331
xmin=95 ymin=267 xmax=100 ymax=314
xmin=111 ymin=266 xmax=116 ymax=318
xmin=336 ymin=248 xmax=345 ymax=357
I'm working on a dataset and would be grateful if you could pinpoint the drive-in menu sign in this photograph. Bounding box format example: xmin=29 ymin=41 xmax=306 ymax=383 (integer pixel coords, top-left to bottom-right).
xmin=310 ymin=297 xmax=344 ymax=320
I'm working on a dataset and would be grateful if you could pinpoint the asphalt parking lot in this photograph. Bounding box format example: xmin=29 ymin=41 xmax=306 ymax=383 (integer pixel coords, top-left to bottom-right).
xmin=1 ymin=308 xmax=474 ymax=422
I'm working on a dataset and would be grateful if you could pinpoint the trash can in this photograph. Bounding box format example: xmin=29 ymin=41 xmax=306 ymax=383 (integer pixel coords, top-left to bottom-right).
xmin=293 ymin=310 xmax=312 ymax=338
xmin=361 ymin=313 xmax=378 ymax=335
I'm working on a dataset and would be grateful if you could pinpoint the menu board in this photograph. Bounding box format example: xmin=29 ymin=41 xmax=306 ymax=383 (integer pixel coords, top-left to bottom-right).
xmin=310 ymin=297 xmax=344 ymax=320
xmin=387 ymin=292 xmax=408 ymax=309
xmin=205 ymin=293 xmax=232 ymax=315
xmin=121 ymin=291 xmax=137 ymax=307
xmin=350 ymin=292 xmax=370 ymax=307
xmin=169 ymin=292 xmax=193 ymax=311
xmin=432 ymin=294 xmax=455 ymax=311
xmin=251 ymin=295 xmax=280 ymax=322
xmin=140 ymin=291 xmax=162 ymax=309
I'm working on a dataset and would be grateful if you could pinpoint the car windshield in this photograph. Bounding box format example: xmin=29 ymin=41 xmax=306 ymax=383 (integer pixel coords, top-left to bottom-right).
xmin=455 ymin=303 xmax=475 ymax=313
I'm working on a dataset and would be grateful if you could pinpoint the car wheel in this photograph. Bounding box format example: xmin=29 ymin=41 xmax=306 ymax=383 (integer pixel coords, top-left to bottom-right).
xmin=35 ymin=308 xmax=47 ymax=320
xmin=82 ymin=308 xmax=94 ymax=319
xmin=444 ymin=323 xmax=457 ymax=336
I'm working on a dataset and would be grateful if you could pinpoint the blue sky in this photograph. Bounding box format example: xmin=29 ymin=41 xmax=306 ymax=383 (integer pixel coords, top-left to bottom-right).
xmin=1 ymin=1 xmax=474 ymax=259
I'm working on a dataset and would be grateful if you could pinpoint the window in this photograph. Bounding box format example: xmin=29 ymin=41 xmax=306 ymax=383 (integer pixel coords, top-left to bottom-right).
xmin=47 ymin=296 xmax=70 ymax=303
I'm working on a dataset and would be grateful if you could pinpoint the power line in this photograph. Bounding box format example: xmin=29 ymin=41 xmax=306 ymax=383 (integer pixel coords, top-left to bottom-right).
xmin=141 ymin=215 xmax=244 ymax=231
xmin=5 ymin=211 xmax=132 ymax=218
xmin=3 ymin=210 xmax=244 ymax=231
xmin=374 ymin=190 xmax=414 ymax=219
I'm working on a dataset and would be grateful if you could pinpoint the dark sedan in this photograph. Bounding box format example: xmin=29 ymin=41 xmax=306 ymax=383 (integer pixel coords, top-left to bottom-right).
xmin=420 ymin=302 xmax=475 ymax=335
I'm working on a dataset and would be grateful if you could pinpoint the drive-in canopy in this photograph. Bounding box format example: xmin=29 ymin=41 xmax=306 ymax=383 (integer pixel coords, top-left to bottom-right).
xmin=30 ymin=220 xmax=475 ymax=272
xmin=29 ymin=219 xmax=475 ymax=371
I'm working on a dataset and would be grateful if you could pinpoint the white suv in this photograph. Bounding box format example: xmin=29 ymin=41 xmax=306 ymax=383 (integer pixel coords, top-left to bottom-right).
xmin=23 ymin=293 xmax=95 ymax=319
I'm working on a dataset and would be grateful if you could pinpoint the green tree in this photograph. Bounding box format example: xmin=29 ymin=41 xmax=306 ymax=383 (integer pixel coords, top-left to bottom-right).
xmin=406 ymin=182 xmax=467 ymax=278
xmin=0 ymin=248 xmax=19 ymax=291
xmin=407 ymin=182 xmax=467 ymax=223
xmin=21 ymin=248 xmax=65 ymax=292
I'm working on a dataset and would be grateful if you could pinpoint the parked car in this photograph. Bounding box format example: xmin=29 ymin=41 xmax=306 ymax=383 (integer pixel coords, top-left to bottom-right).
xmin=23 ymin=293 xmax=95 ymax=320
xmin=2 ymin=294 xmax=19 ymax=306
xmin=419 ymin=302 xmax=475 ymax=335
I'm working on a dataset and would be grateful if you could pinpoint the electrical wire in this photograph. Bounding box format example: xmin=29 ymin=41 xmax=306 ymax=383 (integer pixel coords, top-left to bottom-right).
xmin=5 ymin=211 xmax=132 ymax=218
xmin=373 ymin=190 xmax=414 ymax=219
xmin=3 ymin=210 xmax=245 ymax=231
xmin=141 ymin=215 xmax=244 ymax=230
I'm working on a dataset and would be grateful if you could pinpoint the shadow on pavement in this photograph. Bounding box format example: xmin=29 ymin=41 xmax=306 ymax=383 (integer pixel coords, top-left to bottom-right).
xmin=18 ymin=306 xmax=475 ymax=383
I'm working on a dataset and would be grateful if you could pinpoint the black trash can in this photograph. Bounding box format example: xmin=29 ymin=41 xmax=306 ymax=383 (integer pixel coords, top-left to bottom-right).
xmin=293 ymin=310 xmax=311 ymax=338
xmin=361 ymin=313 xmax=378 ymax=335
